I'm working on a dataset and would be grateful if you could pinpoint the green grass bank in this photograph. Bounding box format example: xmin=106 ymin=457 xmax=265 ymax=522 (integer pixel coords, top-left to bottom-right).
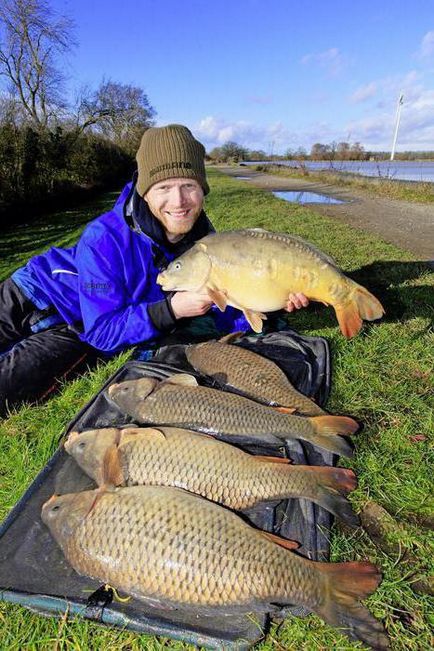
xmin=0 ymin=168 xmax=433 ymax=650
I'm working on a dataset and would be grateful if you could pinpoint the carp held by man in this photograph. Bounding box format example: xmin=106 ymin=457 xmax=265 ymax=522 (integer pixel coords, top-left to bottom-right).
xmin=65 ymin=426 xmax=359 ymax=524
xmin=186 ymin=337 xmax=325 ymax=415
xmin=156 ymin=229 xmax=385 ymax=337
xmin=107 ymin=374 xmax=358 ymax=457
xmin=41 ymin=485 xmax=389 ymax=649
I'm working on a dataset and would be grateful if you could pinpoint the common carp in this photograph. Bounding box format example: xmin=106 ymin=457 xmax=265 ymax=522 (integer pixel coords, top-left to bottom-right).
xmin=65 ymin=426 xmax=359 ymax=525
xmin=156 ymin=229 xmax=385 ymax=337
xmin=186 ymin=338 xmax=325 ymax=415
xmin=107 ymin=374 xmax=358 ymax=457
xmin=41 ymin=485 xmax=389 ymax=649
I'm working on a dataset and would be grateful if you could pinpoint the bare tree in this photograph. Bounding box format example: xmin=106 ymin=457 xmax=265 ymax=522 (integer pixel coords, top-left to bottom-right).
xmin=78 ymin=80 xmax=156 ymax=154
xmin=0 ymin=0 xmax=74 ymax=129
xmin=220 ymin=141 xmax=248 ymax=162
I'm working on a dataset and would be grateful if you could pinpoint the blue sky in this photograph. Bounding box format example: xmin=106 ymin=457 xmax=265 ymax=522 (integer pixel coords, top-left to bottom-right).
xmin=52 ymin=0 xmax=434 ymax=153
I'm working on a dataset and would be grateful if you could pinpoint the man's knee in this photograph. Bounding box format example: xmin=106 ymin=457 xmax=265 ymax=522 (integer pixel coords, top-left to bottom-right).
xmin=0 ymin=327 xmax=95 ymax=416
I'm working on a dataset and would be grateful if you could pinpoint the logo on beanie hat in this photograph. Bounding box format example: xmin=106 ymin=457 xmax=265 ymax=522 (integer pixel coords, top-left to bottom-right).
xmin=149 ymin=161 xmax=193 ymax=178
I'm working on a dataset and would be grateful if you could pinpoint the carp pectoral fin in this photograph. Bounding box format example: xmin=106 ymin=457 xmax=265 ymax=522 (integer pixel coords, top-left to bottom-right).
xmin=253 ymin=454 xmax=292 ymax=464
xmin=207 ymin=287 xmax=227 ymax=311
xmin=243 ymin=309 xmax=267 ymax=333
xmin=102 ymin=444 xmax=125 ymax=487
xmin=163 ymin=373 xmax=198 ymax=387
xmin=261 ymin=531 xmax=299 ymax=550
xmin=273 ymin=406 xmax=296 ymax=414
xmin=218 ymin=331 xmax=245 ymax=344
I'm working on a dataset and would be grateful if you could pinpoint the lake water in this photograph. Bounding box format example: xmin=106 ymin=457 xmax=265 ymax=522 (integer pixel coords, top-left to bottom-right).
xmin=273 ymin=191 xmax=346 ymax=205
xmin=243 ymin=160 xmax=434 ymax=183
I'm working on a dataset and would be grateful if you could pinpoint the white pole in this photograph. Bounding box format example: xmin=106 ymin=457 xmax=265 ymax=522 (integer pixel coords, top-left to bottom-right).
xmin=390 ymin=93 xmax=404 ymax=161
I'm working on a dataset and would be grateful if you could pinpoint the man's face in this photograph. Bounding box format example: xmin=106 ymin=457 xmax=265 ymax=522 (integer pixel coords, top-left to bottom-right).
xmin=144 ymin=178 xmax=204 ymax=243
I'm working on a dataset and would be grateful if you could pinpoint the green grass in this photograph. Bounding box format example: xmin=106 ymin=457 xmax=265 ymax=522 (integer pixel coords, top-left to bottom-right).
xmin=1 ymin=169 xmax=433 ymax=649
xmin=0 ymin=191 xmax=120 ymax=280
xmin=250 ymin=163 xmax=434 ymax=203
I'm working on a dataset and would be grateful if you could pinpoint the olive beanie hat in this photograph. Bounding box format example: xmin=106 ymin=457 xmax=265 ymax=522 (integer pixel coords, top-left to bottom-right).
xmin=136 ymin=124 xmax=209 ymax=196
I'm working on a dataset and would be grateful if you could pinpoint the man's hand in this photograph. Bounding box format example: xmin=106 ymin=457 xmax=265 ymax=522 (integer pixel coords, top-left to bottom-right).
xmin=170 ymin=290 xmax=214 ymax=319
xmin=285 ymin=292 xmax=309 ymax=312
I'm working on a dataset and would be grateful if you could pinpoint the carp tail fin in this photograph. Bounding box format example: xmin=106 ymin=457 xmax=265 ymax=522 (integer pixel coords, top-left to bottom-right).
xmin=316 ymin=561 xmax=389 ymax=649
xmin=334 ymin=302 xmax=363 ymax=338
xmin=354 ymin=285 xmax=385 ymax=322
xmin=335 ymin=284 xmax=385 ymax=338
xmin=305 ymin=416 xmax=359 ymax=458
xmin=300 ymin=466 xmax=359 ymax=526
xmin=313 ymin=485 xmax=359 ymax=527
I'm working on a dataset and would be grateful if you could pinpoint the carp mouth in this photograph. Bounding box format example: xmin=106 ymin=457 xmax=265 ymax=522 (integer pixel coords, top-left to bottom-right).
xmin=156 ymin=271 xmax=168 ymax=288
xmin=108 ymin=383 xmax=119 ymax=398
xmin=64 ymin=430 xmax=80 ymax=453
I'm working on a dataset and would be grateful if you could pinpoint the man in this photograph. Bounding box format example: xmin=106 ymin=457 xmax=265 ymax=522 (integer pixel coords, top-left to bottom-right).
xmin=0 ymin=124 xmax=308 ymax=415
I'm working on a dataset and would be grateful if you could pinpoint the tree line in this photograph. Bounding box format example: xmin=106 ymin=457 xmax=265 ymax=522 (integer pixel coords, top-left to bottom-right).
xmin=208 ymin=140 xmax=434 ymax=164
xmin=0 ymin=0 xmax=156 ymax=216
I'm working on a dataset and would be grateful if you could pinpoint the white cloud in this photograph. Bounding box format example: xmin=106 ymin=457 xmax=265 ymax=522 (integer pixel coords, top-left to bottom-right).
xmin=350 ymin=82 xmax=377 ymax=104
xmin=193 ymin=63 xmax=434 ymax=154
xmin=416 ymin=30 xmax=434 ymax=59
xmin=300 ymin=47 xmax=346 ymax=76
xmin=194 ymin=116 xmax=298 ymax=152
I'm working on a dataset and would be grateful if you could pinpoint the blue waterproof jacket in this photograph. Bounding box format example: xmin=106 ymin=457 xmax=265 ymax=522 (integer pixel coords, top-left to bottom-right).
xmin=12 ymin=183 xmax=248 ymax=352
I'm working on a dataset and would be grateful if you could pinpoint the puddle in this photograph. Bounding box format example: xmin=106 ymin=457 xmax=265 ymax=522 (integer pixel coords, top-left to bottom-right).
xmin=273 ymin=191 xmax=346 ymax=204
xmin=234 ymin=176 xmax=252 ymax=180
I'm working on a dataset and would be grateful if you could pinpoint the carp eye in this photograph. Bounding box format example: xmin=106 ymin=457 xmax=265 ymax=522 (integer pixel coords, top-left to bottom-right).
xmin=51 ymin=505 xmax=61 ymax=512
xmin=77 ymin=441 xmax=86 ymax=449
xmin=174 ymin=262 xmax=181 ymax=270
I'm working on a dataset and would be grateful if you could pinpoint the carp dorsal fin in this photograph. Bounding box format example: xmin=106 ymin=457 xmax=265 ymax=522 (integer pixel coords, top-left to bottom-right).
xmin=119 ymin=426 xmax=166 ymax=444
xmin=218 ymin=331 xmax=244 ymax=344
xmin=253 ymin=454 xmax=292 ymax=464
xmin=118 ymin=426 xmax=142 ymax=436
xmin=207 ymin=287 xmax=227 ymax=312
xmin=102 ymin=445 xmax=125 ymax=487
xmin=163 ymin=373 xmax=198 ymax=387
xmin=261 ymin=531 xmax=299 ymax=550
xmin=243 ymin=309 xmax=267 ymax=333
xmin=139 ymin=427 xmax=167 ymax=441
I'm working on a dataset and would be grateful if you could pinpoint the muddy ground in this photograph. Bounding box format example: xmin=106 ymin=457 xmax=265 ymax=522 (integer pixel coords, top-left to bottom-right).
xmin=217 ymin=165 xmax=434 ymax=264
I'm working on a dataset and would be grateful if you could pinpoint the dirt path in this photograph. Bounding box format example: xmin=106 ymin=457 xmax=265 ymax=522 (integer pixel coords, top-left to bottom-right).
xmin=217 ymin=165 xmax=434 ymax=263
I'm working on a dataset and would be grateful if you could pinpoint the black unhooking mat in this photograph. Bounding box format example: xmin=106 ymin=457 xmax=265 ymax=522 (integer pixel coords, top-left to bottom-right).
xmin=0 ymin=328 xmax=337 ymax=650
